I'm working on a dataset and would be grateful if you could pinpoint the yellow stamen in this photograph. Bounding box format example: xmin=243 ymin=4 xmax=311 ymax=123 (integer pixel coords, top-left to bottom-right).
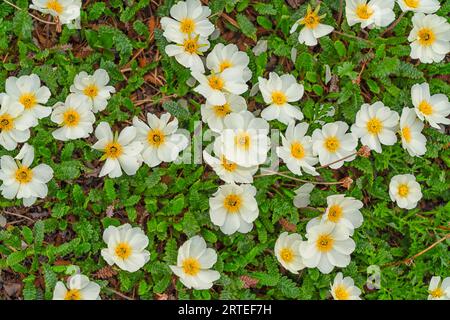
xmin=19 ymin=93 xmax=37 ymax=109
xmin=302 ymin=6 xmax=321 ymax=29
xmin=223 ymin=194 xmax=242 ymax=213
xmin=15 ymin=166 xmax=33 ymax=184
xmin=62 ymin=109 xmax=80 ymax=127
xmin=398 ymin=184 xmax=409 ymax=197
xmin=83 ymin=84 xmax=99 ymax=98
xmin=404 ymin=0 xmax=419 ymax=8
xmin=180 ymin=18 xmax=195 ymax=34
xmin=280 ymin=248 xmax=295 ymax=263
xmin=182 ymin=257 xmax=201 ymax=276
xmin=366 ymin=118 xmax=383 ymax=135
xmin=418 ymin=100 xmax=433 ymax=116
xmin=115 ymin=242 xmax=132 ymax=259
xmin=0 ymin=114 xmax=14 ymax=132
xmin=271 ymin=91 xmax=287 ymax=106
xmin=327 ymin=205 xmax=343 ymax=223
xmin=219 ymin=60 xmax=232 ymax=72
xmin=334 ymin=284 xmax=350 ymax=300
xmin=104 ymin=141 xmax=123 ymax=159
xmin=213 ymin=103 xmax=231 ymax=118
xmin=324 ymin=137 xmax=340 ymax=153
xmin=46 ymin=0 xmax=63 ymax=14
xmin=417 ymin=28 xmax=435 ymax=46
xmin=183 ymin=37 xmax=200 ymax=54
xmin=221 ymin=156 xmax=237 ymax=172
xmin=208 ymin=75 xmax=224 ymax=90
xmin=290 ymin=142 xmax=305 ymax=159
xmin=234 ymin=132 xmax=251 ymax=150
xmin=401 ymin=126 xmax=412 ymax=143
xmin=429 ymin=287 xmax=444 ymax=299
xmin=147 ymin=129 xmax=165 ymax=147
xmin=64 ymin=289 xmax=81 ymax=300
xmin=316 ymin=234 xmax=334 ymax=252
xmin=355 ymin=4 xmax=373 ymax=20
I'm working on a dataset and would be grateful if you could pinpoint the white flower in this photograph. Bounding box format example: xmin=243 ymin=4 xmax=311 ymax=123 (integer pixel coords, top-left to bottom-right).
xmin=201 ymin=93 xmax=246 ymax=133
xmin=133 ymin=113 xmax=189 ymax=168
xmin=258 ymin=72 xmax=304 ymax=125
xmin=0 ymin=143 xmax=53 ymax=207
xmin=30 ymin=0 xmax=81 ymax=25
xmin=192 ymin=69 xmax=248 ymax=106
xmin=389 ymin=174 xmax=422 ymax=209
xmin=5 ymin=74 xmax=51 ymax=126
xmin=427 ymin=276 xmax=450 ymax=300
xmin=274 ymin=232 xmax=305 ymax=274
xmin=209 ymin=183 xmax=259 ymax=235
xmin=276 ymin=122 xmax=318 ymax=176
xmin=293 ymin=183 xmax=314 ymax=208
xmin=214 ymin=111 xmax=270 ymax=167
xmin=206 ymin=43 xmax=252 ymax=82
xmin=53 ymin=274 xmax=100 ymax=300
xmin=399 ymin=107 xmax=427 ymax=157
xmin=408 ymin=13 xmax=450 ymax=64
xmin=330 ymin=272 xmax=362 ymax=300
xmin=160 ymin=0 xmax=214 ymax=39
xmin=165 ymin=34 xmax=210 ymax=72
xmin=92 ymin=122 xmax=143 ymax=178
xmin=312 ymin=121 xmax=358 ymax=169
xmin=411 ymin=82 xmax=450 ymax=129
xmin=169 ymin=236 xmax=220 ymax=290
xmin=0 ymin=95 xmax=33 ymax=151
xmin=345 ymin=0 xmax=396 ymax=29
xmin=290 ymin=5 xmax=334 ymax=46
xmin=70 ymin=69 xmax=116 ymax=113
xmin=351 ymin=101 xmax=399 ymax=153
xmin=397 ymin=0 xmax=440 ymax=13
xmin=50 ymin=94 xmax=95 ymax=141
xmin=299 ymin=222 xmax=355 ymax=274
xmin=307 ymin=194 xmax=364 ymax=236
xmin=101 ymin=224 xmax=150 ymax=273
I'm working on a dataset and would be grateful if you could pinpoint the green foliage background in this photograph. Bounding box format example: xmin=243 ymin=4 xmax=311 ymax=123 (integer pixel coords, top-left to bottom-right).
xmin=0 ymin=0 xmax=449 ymax=300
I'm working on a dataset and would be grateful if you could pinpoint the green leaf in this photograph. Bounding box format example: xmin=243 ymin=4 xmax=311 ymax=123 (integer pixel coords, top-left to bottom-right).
xmin=236 ymin=14 xmax=257 ymax=40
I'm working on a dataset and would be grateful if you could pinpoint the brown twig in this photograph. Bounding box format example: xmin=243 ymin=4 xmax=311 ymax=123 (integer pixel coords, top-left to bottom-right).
xmin=3 ymin=0 xmax=57 ymax=25
xmin=105 ymin=288 xmax=134 ymax=300
xmin=337 ymin=0 xmax=344 ymax=29
xmin=380 ymin=11 xmax=406 ymax=37
xmin=2 ymin=211 xmax=35 ymax=223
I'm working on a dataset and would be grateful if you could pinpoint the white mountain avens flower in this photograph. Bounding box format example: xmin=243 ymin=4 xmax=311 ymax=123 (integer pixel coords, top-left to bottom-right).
xmin=209 ymin=183 xmax=259 ymax=235
xmin=408 ymin=13 xmax=450 ymax=64
xmin=427 ymin=276 xmax=450 ymax=300
xmin=0 ymin=95 xmax=33 ymax=151
xmin=53 ymin=274 xmax=101 ymax=300
xmin=345 ymin=0 xmax=396 ymax=29
xmin=165 ymin=33 xmax=210 ymax=72
xmin=101 ymin=224 xmax=150 ymax=273
xmin=132 ymin=113 xmax=189 ymax=168
xmin=290 ymin=5 xmax=334 ymax=46
xmin=30 ymin=0 xmax=81 ymax=25
xmin=276 ymin=122 xmax=319 ymax=176
xmin=92 ymin=122 xmax=143 ymax=178
xmin=389 ymin=174 xmax=422 ymax=209
xmin=299 ymin=222 xmax=355 ymax=274
xmin=206 ymin=43 xmax=252 ymax=82
xmin=330 ymin=272 xmax=362 ymax=300
xmin=258 ymin=72 xmax=304 ymax=125
xmin=169 ymin=236 xmax=220 ymax=290
xmin=293 ymin=183 xmax=314 ymax=208
xmin=201 ymin=93 xmax=247 ymax=133
xmin=312 ymin=121 xmax=358 ymax=169
xmin=351 ymin=102 xmax=400 ymax=153
xmin=275 ymin=232 xmax=305 ymax=274
xmin=0 ymin=143 xmax=53 ymax=207
xmin=214 ymin=111 xmax=270 ymax=167
xmin=397 ymin=0 xmax=440 ymax=13
xmin=5 ymin=74 xmax=51 ymax=127
xmin=70 ymin=69 xmax=116 ymax=113
xmin=51 ymin=94 xmax=95 ymax=141
xmin=411 ymin=82 xmax=450 ymax=129
xmin=399 ymin=107 xmax=427 ymax=157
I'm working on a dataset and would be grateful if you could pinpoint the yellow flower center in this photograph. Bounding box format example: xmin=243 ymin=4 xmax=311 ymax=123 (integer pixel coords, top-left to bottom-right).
xmin=223 ymin=194 xmax=242 ymax=213
xmin=147 ymin=129 xmax=165 ymax=147
xmin=104 ymin=141 xmax=123 ymax=159
xmin=401 ymin=126 xmax=412 ymax=143
xmin=0 ymin=114 xmax=14 ymax=132
xmin=213 ymin=103 xmax=232 ymax=118
xmin=417 ymin=28 xmax=435 ymax=46
xmin=208 ymin=75 xmax=224 ymax=90
xmin=62 ymin=109 xmax=80 ymax=127
xmin=15 ymin=166 xmax=33 ymax=184
xmin=180 ymin=18 xmax=195 ymax=34
xmin=324 ymin=137 xmax=340 ymax=153
xmin=219 ymin=60 xmax=233 ymax=72
xmin=280 ymin=248 xmax=295 ymax=263
xmin=429 ymin=287 xmax=444 ymax=299
xmin=404 ymin=0 xmax=419 ymax=8
xmin=334 ymin=284 xmax=350 ymax=300
xmin=19 ymin=93 xmax=37 ymax=109
xmin=290 ymin=142 xmax=305 ymax=159
xmin=46 ymin=0 xmax=63 ymax=14
xmin=355 ymin=4 xmax=373 ymax=20
xmin=316 ymin=234 xmax=334 ymax=252
xmin=183 ymin=38 xmax=200 ymax=54
xmin=64 ymin=289 xmax=81 ymax=300
xmin=221 ymin=156 xmax=237 ymax=172
xmin=327 ymin=204 xmax=343 ymax=223
xmin=83 ymin=84 xmax=99 ymax=98
xmin=234 ymin=132 xmax=251 ymax=150
xmin=418 ymin=100 xmax=433 ymax=116
xmin=366 ymin=118 xmax=383 ymax=135
xmin=182 ymin=257 xmax=201 ymax=276
xmin=397 ymin=183 xmax=409 ymax=197
xmin=302 ymin=11 xmax=320 ymax=29
xmin=271 ymin=91 xmax=287 ymax=106
xmin=115 ymin=242 xmax=132 ymax=259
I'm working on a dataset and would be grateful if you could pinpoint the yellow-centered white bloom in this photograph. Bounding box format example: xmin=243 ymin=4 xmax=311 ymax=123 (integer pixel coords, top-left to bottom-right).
xmin=330 ymin=272 xmax=362 ymax=300
xmin=30 ymin=0 xmax=81 ymax=25
xmin=169 ymin=236 xmax=220 ymax=290
xmin=206 ymin=43 xmax=252 ymax=82
xmin=275 ymin=232 xmax=305 ymax=274
xmin=399 ymin=107 xmax=427 ymax=157
xmin=312 ymin=121 xmax=358 ymax=169
xmin=351 ymin=102 xmax=399 ymax=153
xmin=133 ymin=113 xmax=189 ymax=168
xmin=258 ymin=72 xmax=304 ymax=125
xmin=290 ymin=5 xmax=334 ymax=46
xmin=299 ymin=222 xmax=355 ymax=274
xmin=5 ymin=74 xmax=51 ymax=127
xmin=276 ymin=122 xmax=319 ymax=176
xmin=201 ymin=93 xmax=247 ymax=133
xmin=209 ymin=183 xmax=259 ymax=235
xmin=92 ymin=122 xmax=143 ymax=178
xmin=397 ymin=0 xmax=440 ymax=13
xmin=50 ymin=94 xmax=95 ymax=141
xmin=0 ymin=143 xmax=53 ymax=207
xmin=345 ymin=0 xmax=396 ymax=29
xmin=70 ymin=69 xmax=116 ymax=113
xmin=101 ymin=224 xmax=150 ymax=273
xmin=293 ymin=183 xmax=314 ymax=208
xmin=411 ymin=82 xmax=450 ymax=129
xmin=408 ymin=13 xmax=450 ymax=64
xmin=427 ymin=276 xmax=450 ymax=300
xmin=53 ymin=274 xmax=101 ymax=300
xmin=165 ymin=33 xmax=210 ymax=73
xmin=389 ymin=174 xmax=422 ymax=209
